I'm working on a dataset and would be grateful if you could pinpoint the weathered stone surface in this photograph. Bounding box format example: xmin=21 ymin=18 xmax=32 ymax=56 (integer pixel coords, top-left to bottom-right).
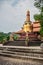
xmin=0 ymin=56 xmax=43 ymax=65
xmin=0 ymin=46 xmax=43 ymax=65
xmin=40 ymin=43 xmax=43 ymax=49
xmin=3 ymin=40 xmax=43 ymax=46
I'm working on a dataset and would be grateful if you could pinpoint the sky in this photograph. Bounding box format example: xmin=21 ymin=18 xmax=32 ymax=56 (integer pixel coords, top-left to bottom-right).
xmin=0 ymin=0 xmax=39 ymax=33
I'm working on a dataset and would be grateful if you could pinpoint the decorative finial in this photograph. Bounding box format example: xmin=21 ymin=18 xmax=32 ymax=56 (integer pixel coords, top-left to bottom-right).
xmin=26 ymin=10 xmax=30 ymax=22
xmin=26 ymin=10 xmax=30 ymax=16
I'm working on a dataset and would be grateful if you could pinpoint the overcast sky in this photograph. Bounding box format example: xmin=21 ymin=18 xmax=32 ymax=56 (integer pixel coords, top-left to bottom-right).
xmin=0 ymin=0 xmax=39 ymax=33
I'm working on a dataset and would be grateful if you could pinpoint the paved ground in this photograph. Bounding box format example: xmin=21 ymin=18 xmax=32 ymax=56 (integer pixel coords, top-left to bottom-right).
xmin=0 ymin=56 xmax=43 ymax=65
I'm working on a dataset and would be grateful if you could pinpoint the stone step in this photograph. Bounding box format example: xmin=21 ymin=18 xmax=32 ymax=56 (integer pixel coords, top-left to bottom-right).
xmin=0 ymin=47 xmax=5 ymax=50
xmin=0 ymin=46 xmax=43 ymax=55
xmin=0 ymin=46 xmax=43 ymax=61
xmin=2 ymin=50 xmax=43 ymax=58
xmin=7 ymin=48 xmax=43 ymax=53
xmin=0 ymin=46 xmax=43 ymax=53
xmin=0 ymin=52 xmax=43 ymax=61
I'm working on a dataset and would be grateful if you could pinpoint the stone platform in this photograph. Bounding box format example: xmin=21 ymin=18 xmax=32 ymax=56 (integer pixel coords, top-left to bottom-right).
xmin=0 ymin=46 xmax=43 ymax=65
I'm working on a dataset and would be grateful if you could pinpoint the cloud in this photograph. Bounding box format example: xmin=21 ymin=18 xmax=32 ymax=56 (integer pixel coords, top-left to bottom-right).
xmin=0 ymin=0 xmax=39 ymax=33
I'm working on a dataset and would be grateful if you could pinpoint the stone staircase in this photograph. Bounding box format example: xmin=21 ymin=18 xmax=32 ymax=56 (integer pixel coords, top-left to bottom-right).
xmin=0 ymin=46 xmax=43 ymax=60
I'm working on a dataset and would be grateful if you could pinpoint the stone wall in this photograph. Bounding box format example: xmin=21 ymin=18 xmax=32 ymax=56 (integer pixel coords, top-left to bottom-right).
xmin=3 ymin=40 xmax=43 ymax=46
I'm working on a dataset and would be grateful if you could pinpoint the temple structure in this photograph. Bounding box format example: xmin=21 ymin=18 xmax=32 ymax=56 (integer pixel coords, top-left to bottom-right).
xmin=12 ymin=10 xmax=40 ymax=41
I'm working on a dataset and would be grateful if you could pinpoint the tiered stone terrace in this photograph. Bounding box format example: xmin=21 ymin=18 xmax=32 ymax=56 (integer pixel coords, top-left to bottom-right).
xmin=0 ymin=46 xmax=43 ymax=65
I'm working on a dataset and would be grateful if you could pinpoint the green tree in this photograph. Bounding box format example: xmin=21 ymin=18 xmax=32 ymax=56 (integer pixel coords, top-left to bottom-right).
xmin=34 ymin=0 xmax=43 ymax=11
xmin=14 ymin=34 xmax=19 ymax=40
xmin=7 ymin=36 xmax=10 ymax=41
xmin=34 ymin=0 xmax=43 ymax=36
xmin=0 ymin=32 xmax=10 ymax=43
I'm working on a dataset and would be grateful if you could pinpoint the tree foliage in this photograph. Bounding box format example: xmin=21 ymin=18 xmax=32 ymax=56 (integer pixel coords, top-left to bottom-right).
xmin=0 ymin=32 xmax=10 ymax=43
xmin=34 ymin=0 xmax=43 ymax=10
xmin=40 ymin=27 xmax=43 ymax=36
xmin=34 ymin=0 xmax=43 ymax=36
xmin=34 ymin=14 xmax=41 ymax=20
xmin=13 ymin=34 xmax=19 ymax=40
